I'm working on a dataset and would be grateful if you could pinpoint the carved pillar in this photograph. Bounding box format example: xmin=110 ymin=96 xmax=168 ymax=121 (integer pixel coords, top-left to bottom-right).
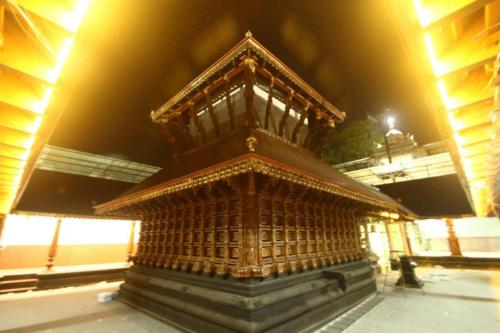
xmin=46 ymin=218 xmax=62 ymax=271
xmin=291 ymin=102 xmax=310 ymax=144
xmin=189 ymin=102 xmax=208 ymax=144
xmin=204 ymin=89 xmax=221 ymax=137
xmin=384 ymin=219 xmax=396 ymax=259
xmin=242 ymin=172 xmax=259 ymax=275
xmin=223 ymin=75 xmax=236 ymax=130
xmin=445 ymin=218 xmax=462 ymax=256
xmin=278 ymin=89 xmax=294 ymax=136
xmin=264 ymin=76 xmax=275 ymax=131
xmin=400 ymin=221 xmax=413 ymax=256
xmin=244 ymin=57 xmax=258 ymax=128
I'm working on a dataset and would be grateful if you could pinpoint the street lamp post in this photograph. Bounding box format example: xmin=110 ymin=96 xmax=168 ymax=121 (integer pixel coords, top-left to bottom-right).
xmin=384 ymin=115 xmax=395 ymax=164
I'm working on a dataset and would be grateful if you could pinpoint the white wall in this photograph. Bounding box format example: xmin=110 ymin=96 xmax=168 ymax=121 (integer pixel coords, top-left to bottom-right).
xmin=413 ymin=217 xmax=500 ymax=255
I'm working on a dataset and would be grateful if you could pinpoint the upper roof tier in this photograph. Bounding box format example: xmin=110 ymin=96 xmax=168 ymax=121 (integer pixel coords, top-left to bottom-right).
xmin=151 ymin=32 xmax=345 ymax=123
xmin=150 ymin=32 xmax=347 ymax=156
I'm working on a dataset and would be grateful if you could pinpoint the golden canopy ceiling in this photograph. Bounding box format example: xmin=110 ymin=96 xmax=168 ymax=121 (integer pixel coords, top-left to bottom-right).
xmin=0 ymin=0 xmax=91 ymax=214
xmin=387 ymin=0 xmax=499 ymax=216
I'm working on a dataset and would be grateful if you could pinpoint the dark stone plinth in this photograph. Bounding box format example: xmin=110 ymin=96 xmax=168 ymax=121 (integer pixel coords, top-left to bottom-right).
xmin=118 ymin=260 xmax=376 ymax=333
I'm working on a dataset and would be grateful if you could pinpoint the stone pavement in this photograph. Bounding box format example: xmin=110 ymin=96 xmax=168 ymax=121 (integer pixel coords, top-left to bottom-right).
xmin=0 ymin=267 xmax=498 ymax=333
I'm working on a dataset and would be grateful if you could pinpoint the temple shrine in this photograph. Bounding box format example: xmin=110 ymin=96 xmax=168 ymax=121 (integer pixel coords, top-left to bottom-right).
xmin=95 ymin=32 xmax=413 ymax=332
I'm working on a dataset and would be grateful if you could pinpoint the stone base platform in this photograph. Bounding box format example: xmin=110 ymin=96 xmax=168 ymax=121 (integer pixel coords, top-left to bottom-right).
xmin=117 ymin=260 xmax=376 ymax=333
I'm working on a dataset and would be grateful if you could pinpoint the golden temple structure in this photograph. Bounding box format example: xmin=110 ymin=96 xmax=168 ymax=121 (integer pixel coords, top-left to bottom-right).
xmin=96 ymin=33 xmax=413 ymax=332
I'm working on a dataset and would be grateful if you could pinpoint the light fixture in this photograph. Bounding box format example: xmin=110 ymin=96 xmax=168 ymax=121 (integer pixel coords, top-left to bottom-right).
xmin=386 ymin=115 xmax=396 ymax=129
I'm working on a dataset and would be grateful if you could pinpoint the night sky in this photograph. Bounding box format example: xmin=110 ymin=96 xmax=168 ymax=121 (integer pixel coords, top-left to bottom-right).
xmin=17 ymin=0 xmax=465 ymax=215
xmin=47 ymin=0 xmax=440 ymax=166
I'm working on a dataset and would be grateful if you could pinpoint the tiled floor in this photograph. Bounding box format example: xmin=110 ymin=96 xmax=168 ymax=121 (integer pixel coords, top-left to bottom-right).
xmin=0 ymin=267 xmax=498 ymax=333
xmin=318 ymin=294 xmax=384 ymax=333
xmin=346 ymin=267 xmax=500 ymax=333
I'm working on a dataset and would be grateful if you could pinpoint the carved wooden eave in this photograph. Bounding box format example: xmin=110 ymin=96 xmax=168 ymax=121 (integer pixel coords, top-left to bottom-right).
xmin=150 ymin=32 xmax=346 ymax=124
xmin=95 ymin=153 xmax=412 ymax=219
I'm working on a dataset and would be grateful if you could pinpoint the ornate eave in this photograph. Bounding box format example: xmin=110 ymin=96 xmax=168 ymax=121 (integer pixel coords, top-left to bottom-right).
xmin=95 ymin=153 xmax=411 ymax=217
xmin=150 ymin=32 xmax=346 ymax=123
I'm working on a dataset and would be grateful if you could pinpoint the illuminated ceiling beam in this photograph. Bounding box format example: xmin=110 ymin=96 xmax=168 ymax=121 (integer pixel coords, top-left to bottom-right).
xmin=452 ymin=100 xmax=492 ymax=127
xmin=435 ymin=18 xmax=498 ymax=77
xmin=414 ymin=0 xmax=495 ymax=29
xmin=11 ymin=0 xmax=90 ymax=34
xmin=388 ymin=0 xmax=497 ymax=216
xmin=0 ymin=0 xmax=91 ymax=215
xmin=0 ymin=10 xmax=56 ymax=83
xmin=439 ymin=70 xmax=494 ymax=111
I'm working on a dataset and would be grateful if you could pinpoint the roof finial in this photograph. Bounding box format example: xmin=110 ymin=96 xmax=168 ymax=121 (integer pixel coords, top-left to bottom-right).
xmin=245 ymin=31 xmax=253 ymax=38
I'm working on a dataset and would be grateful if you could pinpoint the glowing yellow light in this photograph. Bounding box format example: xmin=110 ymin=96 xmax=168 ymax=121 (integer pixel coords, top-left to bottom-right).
xmin=0 ymin=214 xmax=139 ymax=247
xmin=19 ymin=135 xmax=37 ymax=158
xmin=472 ymin=181 xmax=486 ymax=189
xmin=458 ymin=147 xmax=465 ymax=155
xmin=58 ymin=218 xmax=137 ymax=245
xmin=47 ymin=38 xmax=75 ymax=84
xmin=11 ymin=173 xmax=23 ymax=188
xmin=461 ymin=157 xmax=471 ymax=168
xmin=26 ymin=116 xmax=43 ymax=134
xmin=437 ymin=80 xmax=460 ymax=110
xmin=412 ymin=0 xmax=433 ymax=27
xmin=447 ymin=113 xmax=462 ymax=132
xmin=0 ymin=1 xmax=92 ymax=216
xmin=423 ymin=33 xmax=448 ymax=76
xmin=64 ymin=0 xmax=91 ymax=33
xmin=33 ymin=87 xmax=54 ymax=114
xmin=1 ymin=214 xmax=57 ymax=246
xmin=461 ymin=157 xmax=476 ymax=180
xmin=463 ymin=163 xmax=474 ymax=179
xmin=453 ymin=133 xmax=465 ymax=145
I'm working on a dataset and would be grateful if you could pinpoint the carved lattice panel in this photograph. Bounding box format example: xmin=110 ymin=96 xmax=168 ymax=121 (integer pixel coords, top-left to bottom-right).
xmin=132 ymin=174 xmax=366 ymax=278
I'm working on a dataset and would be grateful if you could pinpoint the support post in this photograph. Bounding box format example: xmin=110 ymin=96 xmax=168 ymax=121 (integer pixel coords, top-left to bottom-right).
xmin=383 ymin=134 xmax=393 ymax=164
xmin=204 ymin=89 xmax=221 ymax=137
xmin=445 ymin=218 xmax=462 ymax=256
xmin=400 ymin=221 xmax=413 ymax=256
xmin=278 ymin=90 xmax=294 ymax=137
xmin=127 ymin=220 xmax=137 ymax=262
xmin=291 ymin=102 xmax=310 ymax=144
xmin=224 ymin=76 xmax=236 ymax=130
xmin=384 ymin=219 xmax=396 ymax=259
xmin=243 ymin=57 xmax=258 ymax=128
xmin=46 ymin=218 xmax=62 ymax=271
xmin=189 ymin=102 xmax=208 ymax=144
xmin=264 ymin=77 xmax=275 ymax=131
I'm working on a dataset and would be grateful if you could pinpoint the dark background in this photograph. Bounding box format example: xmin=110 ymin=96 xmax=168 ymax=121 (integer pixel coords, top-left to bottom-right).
xmin=17 ymin=0 xmax=471 ymax=216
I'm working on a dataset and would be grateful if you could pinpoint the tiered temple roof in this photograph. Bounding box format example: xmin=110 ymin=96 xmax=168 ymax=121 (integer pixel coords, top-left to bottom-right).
xmin=96 ymin=32 xmax=413 ymax=219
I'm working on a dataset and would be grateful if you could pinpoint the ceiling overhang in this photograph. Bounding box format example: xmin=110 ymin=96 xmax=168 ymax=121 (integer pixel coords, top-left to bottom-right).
xmin=386 ymin=0 xmax=499 ymax=216
xmin=0 ymin=0 xmax=91 ymax=214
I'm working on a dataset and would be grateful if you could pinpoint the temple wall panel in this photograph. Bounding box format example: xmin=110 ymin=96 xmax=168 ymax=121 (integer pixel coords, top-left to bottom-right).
xmin=131 ymin=174 xmax=366 ymax=278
